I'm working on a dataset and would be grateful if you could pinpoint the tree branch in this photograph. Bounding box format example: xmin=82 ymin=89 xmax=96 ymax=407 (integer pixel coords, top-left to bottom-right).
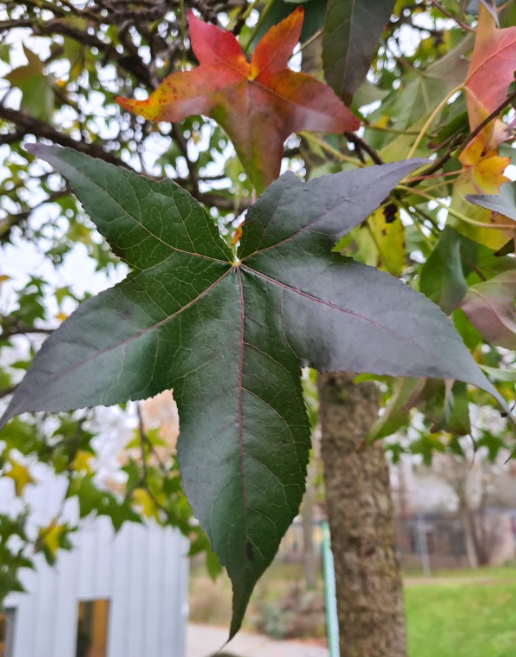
xmin=1 ymin=324 xmax=55 ymax=341
xmin=0 ymin=105 xmax=125 ymax=167
xmin=457 ymin=89 xmax=516 ymax=157
xmin=196 ymin=192 xmax=250 ymax=212
xmin=0 ymin=385 xmax=17 ymax=400
xmin=428 ymin=0 xmax=475 ymax=33
xmin=411 ymin=89 xmax=516 ymax=182
xmin=344 ymin=132 xmax=384 ymax=165
xmin=0 ymin=189 xmax=71 ymax=242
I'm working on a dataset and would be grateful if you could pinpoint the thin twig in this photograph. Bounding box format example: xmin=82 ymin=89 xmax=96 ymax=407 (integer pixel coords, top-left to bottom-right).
xmin=0 ymin=105 xmax=125 ymax=167
xmin=301 ymin=133 xmax=364 ymax=167
xmin=0 ymin=385 xmax=17 ymax=400
xmin=407 ymin=84 xmax=463 ymax=158
xmin=457 ymin=89 xmax=516 ymax=157
xmin=429 ymin=0 xmax=475 ymax=32
xmin=412 ymin=89 xmax=516 ymax=182
xmin=137 ymin=402 xmax=150 ymax=480
xmin=398 ymin=184 xmax=516 ymax=231
xmin=1 ymin=324 xmax=55 ymax=340
xmin=344 ymin=132 xmax=384 ymax=165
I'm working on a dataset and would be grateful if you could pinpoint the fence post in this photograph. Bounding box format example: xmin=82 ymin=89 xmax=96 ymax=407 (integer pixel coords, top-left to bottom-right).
xmin=322 ymin=521 xmax=340 ymax=657
xmin=417 ymin=513 xmax=431 ymax=576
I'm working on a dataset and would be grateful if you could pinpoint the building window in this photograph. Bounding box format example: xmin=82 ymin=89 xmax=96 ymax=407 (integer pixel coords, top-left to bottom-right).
xmin=76 ymin=600 xmax=110 ymax=657
xmin=0 ymin=609 xmax=16 ymax=657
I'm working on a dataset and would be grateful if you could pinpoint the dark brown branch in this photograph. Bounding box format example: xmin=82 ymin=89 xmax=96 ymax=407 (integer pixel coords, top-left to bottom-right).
xmin=408 ymin=133 xmax=464 ymax=181
xmin=137 ymin=402 xmax=150 ymax=480
xmin=171 ymin=124 xmax=199 ymax=194
xmin=13 ymin=16 xmax=155 ymax=89
xmin=344 ymin=132 xmax=384 ymax=165
xmin=1 ymin=324 xmax=55 ymax=341
xmin=0 ymin=131 xmax=24 ymax=146
xmin=0 ymin=19 xmax=33 ymax=30
xmin=0 ymin=105 xmax=125 ymax=167
xmin=0 ymin=385 xmax=17 ymax=400
xmin=0 ymin=1 xmax=253 ymax=221
xmin=457 ymin=89 xmax=516 ymax=157
xmin=232 ymin=2 xmax=248 ymax=36
xmin=0 ymin=189 xmax=70 ymax=242
xmin=428 ymin=0 xmax=475 ymax=32
xmin=196 ymin=192 xmax=250 ymax=212
xmin=412 ymin=89 xmax=516 ymax=182
xmin=392 ymin=15 xmax=442 ymax=37
xmin=0 ymin=104 xmax=246 ymax=218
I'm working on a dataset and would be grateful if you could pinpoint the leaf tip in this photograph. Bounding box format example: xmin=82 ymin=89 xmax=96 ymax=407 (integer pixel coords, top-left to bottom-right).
xmin=0 ymin=408 xmax=13 ymax=434
xmin=115 ymin=95 xmax=132 ymax=111
xmin=25 ymin=142 xmax=45 ymax=157
xmin=116 ymin=95 xmax=154 ymax=120
xmin=25 ymin=142 xmax=63 ymax=165
xmin=187 ymin=8 xmax=208 ymax=34
xmin=406 ymin=157 xmax=431 ymax=168
xmin=347 ymin=115 xmax=362 ymax=132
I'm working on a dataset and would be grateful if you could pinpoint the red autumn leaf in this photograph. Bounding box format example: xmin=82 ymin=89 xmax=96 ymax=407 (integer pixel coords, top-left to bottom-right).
xmin=465 ymin=4 xmax=516 ymax=130
xmin=116 ymin=7 xmax=359 ymax=193
xmin=453 ymin=4 xmax=516 ymax=250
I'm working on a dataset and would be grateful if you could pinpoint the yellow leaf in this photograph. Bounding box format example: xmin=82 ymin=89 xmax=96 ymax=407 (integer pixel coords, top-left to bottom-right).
xmin=353 ymin=204 xmax=405 ymax=277
xmin=38 ymin=521 xmax=66 ymax=557
xmin=367 ymin=204 xmax=405 ymax=277
xmin=450 ymin=121 xmax=514 ymax=249
xmin=71 ymin=450 xmax=93 ymax=474
xmin=231 ymin=223 xmax=243 ymax=245
xmin=372 ymin=115 xmax=390 ymax=129
xmin=458 ymin=149 xmax=510 ymax=196
xmin=132 ymin=488 xmax=161 ymax=521
xmin=5 ymin=460 xmax=35 ymax=496
xmin=450 ymin=187 xmax=514 ymax=250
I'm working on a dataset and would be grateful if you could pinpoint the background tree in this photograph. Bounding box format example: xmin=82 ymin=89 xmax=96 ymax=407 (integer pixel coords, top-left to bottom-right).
xmin=1 ymin=2 xmax=516 ymax=657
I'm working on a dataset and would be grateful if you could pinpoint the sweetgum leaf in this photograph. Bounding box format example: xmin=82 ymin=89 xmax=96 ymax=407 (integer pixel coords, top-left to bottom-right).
xmin=323 ymin=0 xmax=396 ymax=104
xmin=467 ymin=180 xmax=516 ymax=220
xmin=364 ymin=36 xmax=471 ymax=160
xmin=465 ymin=4 xmax=516 ymax=130
xmin=116 ymin=8 xmax=358 ymax=194
xmin=420 ymin=226 xmax=468 ymax=314
xmin=461 ymin=271 xmax=516 ymax=349
xmin=0 ymin=145 xmax=506 ymax=637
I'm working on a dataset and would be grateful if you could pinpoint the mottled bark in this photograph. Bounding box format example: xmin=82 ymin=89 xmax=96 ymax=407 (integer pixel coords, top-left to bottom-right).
xmin=459 ymin=503 xmax=480 ymax=569
xmin=318 ymin=372 xmax=407 ymax=657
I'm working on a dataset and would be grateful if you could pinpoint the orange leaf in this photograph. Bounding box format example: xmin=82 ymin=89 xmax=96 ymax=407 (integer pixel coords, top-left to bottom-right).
xmin=465 ymin=4 xmax=516 ymax=131
xmin=457 ymin=7 xmax=516 ymax=250
xmin=116 ymin=8 xmax=359 ymax=193
xmin=231 ymin=223 xmax=243 ymax=245
xmin=459 ymin=144 xmax=510 ymax=196
xmin=452 ymin=137 xmax=514 ymax=248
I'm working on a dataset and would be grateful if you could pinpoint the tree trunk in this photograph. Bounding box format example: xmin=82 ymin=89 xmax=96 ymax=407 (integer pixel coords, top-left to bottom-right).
xmin=459 ymin=502 xmax=479 ymax=569
xmin=318 ymin=372 xmax=407 ymax=657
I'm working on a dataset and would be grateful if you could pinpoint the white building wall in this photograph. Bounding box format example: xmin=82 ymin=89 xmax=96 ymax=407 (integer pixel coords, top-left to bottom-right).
xmin=0 ymin=470 xmax=189 ymax=657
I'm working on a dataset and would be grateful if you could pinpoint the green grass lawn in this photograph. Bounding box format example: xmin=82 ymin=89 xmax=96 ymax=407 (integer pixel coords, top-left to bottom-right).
xmin=405 ymin=577 xmax=516 ymax=657
xmin=190 ymin=563 xmax=516 ymax=654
